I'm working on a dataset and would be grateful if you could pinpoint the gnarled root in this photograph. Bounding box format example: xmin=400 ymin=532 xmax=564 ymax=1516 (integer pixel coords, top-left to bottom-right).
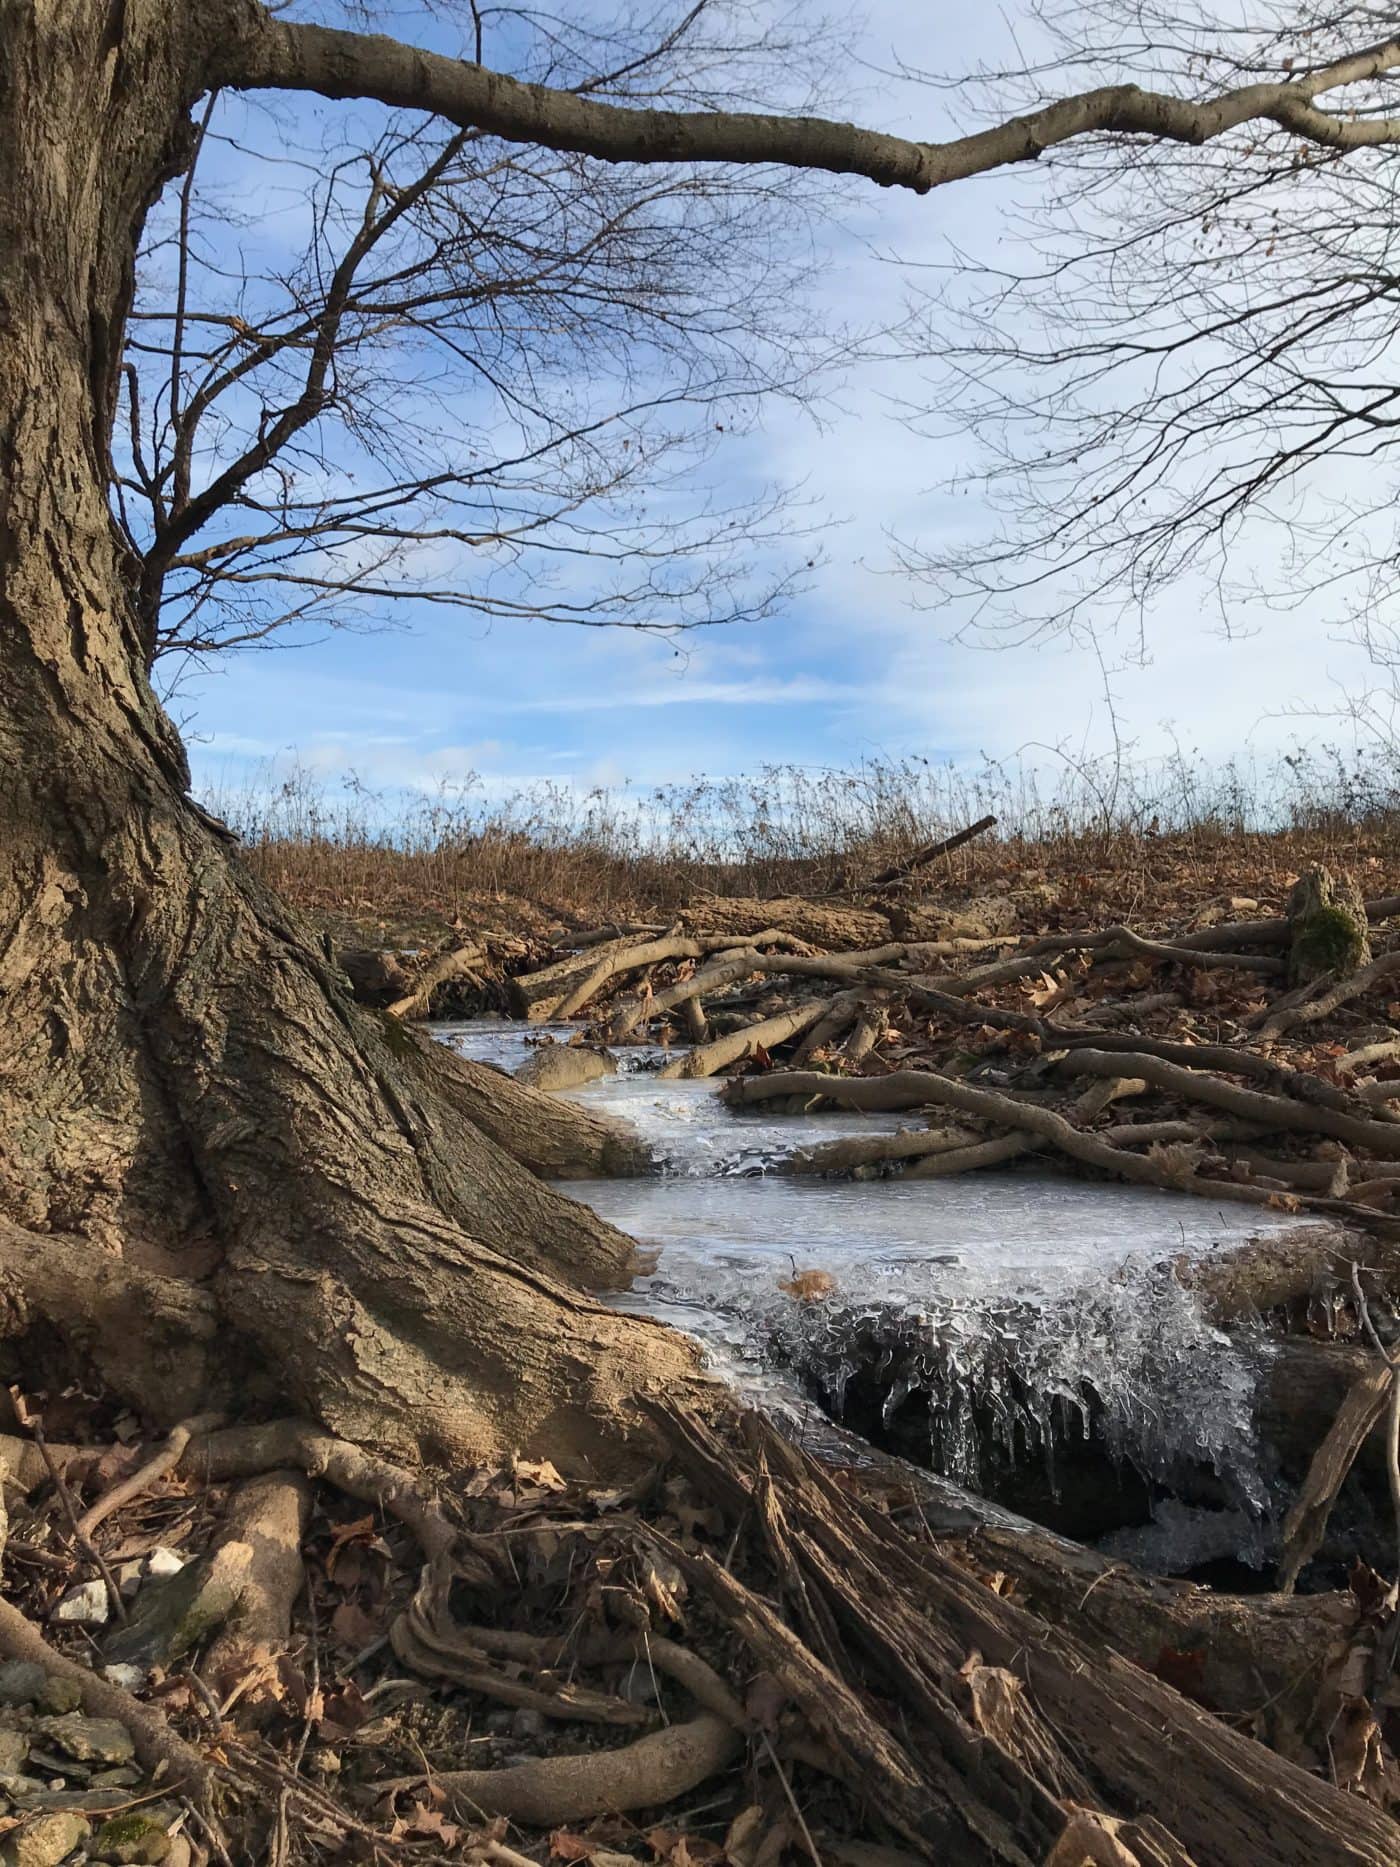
xmin=414 ymin=1713 xmax=742 ymax=1825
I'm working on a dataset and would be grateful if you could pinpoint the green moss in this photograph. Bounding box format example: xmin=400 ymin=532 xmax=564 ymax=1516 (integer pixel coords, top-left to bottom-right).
xmin=93 ymin=1812 xmax=170 ymax=1863
xmin=1291 ymin=903 xmax=1369 ymax=978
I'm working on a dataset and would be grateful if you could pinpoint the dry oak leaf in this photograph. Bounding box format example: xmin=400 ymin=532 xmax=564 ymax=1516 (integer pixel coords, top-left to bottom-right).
xmin=778 ymin=1269 xmax=837 ymax=1302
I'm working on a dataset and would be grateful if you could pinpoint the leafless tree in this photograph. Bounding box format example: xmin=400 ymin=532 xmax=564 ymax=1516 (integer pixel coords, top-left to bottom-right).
xmin=118 ymin=4 xmax=859 ymax=670
xmin=894 ymin=0 xmax=1400 ymax=681
xmin=16 ymin=0 xmax=1400 ymax=1741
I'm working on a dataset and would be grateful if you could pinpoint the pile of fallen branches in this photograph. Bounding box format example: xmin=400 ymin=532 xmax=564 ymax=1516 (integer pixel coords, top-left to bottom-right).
xmin=425 ymin=866 xmax=1400 ymax=1224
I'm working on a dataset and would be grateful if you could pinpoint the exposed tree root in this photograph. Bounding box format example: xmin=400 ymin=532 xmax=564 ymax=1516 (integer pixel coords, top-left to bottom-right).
xmin=401 ymin=1713 xmax=743 ymax=1825
xmin=0 ymin=1221 xmax=232 ymax=1426
xmin=200 ymin=1472 xmax=312 ymax=1710
xmin=180 ymin=1420 xmax=470 ymax=1569
xmin=77 ymin=1412 xmax=225 ymax=1539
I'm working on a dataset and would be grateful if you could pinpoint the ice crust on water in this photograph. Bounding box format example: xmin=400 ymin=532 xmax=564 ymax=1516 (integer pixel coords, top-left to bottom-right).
xmin=437 ymin=1019 xmax=1288 ymax=1524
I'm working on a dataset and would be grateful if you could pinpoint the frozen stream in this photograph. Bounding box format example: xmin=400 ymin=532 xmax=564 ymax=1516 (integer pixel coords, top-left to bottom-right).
xmin=438 ymin=1019 xmax=1295 ymax=1554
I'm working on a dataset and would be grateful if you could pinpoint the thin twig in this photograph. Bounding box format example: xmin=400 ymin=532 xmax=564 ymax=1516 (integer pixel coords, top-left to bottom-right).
xmin=31 ymin=1425 xmax=129 ymax=1626
xmin=761 ymin=1728 xmax=825 ymax=1867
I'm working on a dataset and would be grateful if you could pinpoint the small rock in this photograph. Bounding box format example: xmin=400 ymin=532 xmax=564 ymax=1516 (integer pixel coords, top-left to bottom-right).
xmin=0 ymin=1733 xmax=29 ymax=1776
xmin=51 ymin=1582 xmax=109 ymax=1627
xmin=0 ymin=1775 xmax=49 ymax=1802
xmin=33 ymin=1717 xmax=134 ymax=1768
xmin=87 ymin=1769 xmax=139 ymax=1790
xmin=34 ymin=1681 xmax=80 ymax=1719
xmin=91 ymin=1812 xmax=170 ymax=1864
xmin=483 ymin=1710 xmax=512 ymax=1733
xmin=0 ymin=1667 xmax=47 ymax=1710
xmin=510 ymin=1708 xmax=547 ymax=1739
xmin=9 ymin=1789 xmax=132 ymax=1815
xmin=0 ymin=1810 xmax=91 ymax=1867
xmin=141 ymin=1550 xmax=185 ymax=1582
xmin=23 ymin=1751 xmax=87 ymax=1784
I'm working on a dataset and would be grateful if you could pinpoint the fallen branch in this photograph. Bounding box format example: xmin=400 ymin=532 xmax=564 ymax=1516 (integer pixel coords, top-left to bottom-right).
xmin=903 ymin=1132 xmax=1036 ymax=1178
xmin=386 ymin=944 xmax=486 ymax=1020
xmin=1277 ymin=1362 xmax=1393 ymax=1594
xmin=1031 ymin=924 xmax=1285 ymax=976
xmin=864 ymin=814 xmax=997 ymax=890
xmin=1255 ymin=948 xmax=1400 ymax=1042
xmin=660 ymin=1001 xmax=831 ymax=1080
xmin=1054 ymin=1049 xmax=1400 ymax=1158
xmin=729 ymin=1069 xmax=1373 ymax=1213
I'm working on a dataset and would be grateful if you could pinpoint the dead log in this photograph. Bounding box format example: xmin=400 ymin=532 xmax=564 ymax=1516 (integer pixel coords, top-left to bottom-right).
xmin=1174 ymin=1228 xmax=1391 ymax=1327
xmin=660 ymin=1404 xmax=1400 ymax=1867
xmin=678 ymin=894 xmax=893 ymax=950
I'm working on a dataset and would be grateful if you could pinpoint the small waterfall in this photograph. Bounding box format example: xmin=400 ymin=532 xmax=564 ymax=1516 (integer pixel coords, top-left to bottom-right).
xmin=653 ymin=1256 xmax=1273 ymax=1529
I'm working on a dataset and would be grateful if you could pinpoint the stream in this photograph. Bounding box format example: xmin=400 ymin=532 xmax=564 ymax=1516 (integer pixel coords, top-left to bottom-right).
xmin=438 ymin=1019 xmax=1297 ymax=1568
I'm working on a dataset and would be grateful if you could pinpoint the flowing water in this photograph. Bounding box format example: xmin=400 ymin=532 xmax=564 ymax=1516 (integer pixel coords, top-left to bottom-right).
xmin=438 ymin=1019 xmax=1297 ymax=1563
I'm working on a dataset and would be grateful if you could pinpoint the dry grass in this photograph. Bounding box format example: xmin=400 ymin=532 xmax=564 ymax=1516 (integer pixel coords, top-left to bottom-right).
xmin=204 ymin=743 xmax=1400 ymax=941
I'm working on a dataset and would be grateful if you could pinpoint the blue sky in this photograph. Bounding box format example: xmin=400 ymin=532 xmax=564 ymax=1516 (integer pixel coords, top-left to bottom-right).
xmin=167 ymin=1 xmax=1389 ymax=807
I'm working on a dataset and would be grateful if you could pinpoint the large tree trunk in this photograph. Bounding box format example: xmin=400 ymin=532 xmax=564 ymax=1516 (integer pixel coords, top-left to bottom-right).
xmin=0 ymin=0 xmax=700 ymax=1465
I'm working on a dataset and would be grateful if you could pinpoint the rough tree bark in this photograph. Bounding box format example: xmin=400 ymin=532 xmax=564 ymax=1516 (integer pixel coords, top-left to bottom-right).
xmin=0 ymin=0 xmax=707 ymax=1466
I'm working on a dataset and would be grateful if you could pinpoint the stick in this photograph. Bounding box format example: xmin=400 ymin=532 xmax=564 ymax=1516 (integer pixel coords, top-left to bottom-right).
xmin=77 ymin=1412 xmax=224 ymax=1539
xmin=660 ymin=1002 xmax=831 ymax=1080
xmin=864 ymin=815 xmax=997 ymax=889
xmin=1256 ymin=949 xmax=1400 ymax=1042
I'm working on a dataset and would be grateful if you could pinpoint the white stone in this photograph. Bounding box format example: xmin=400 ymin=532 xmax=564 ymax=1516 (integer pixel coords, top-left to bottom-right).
xmin=142 ymin=1548 xmax=185 ymax=1581
xmin=50 ymin=1582 xmax=109 ymax=1626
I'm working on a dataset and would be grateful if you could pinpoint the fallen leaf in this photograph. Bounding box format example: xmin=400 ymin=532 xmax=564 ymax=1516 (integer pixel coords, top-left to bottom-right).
xmin=778 ymin=1269 xmax=836 ymax=1301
